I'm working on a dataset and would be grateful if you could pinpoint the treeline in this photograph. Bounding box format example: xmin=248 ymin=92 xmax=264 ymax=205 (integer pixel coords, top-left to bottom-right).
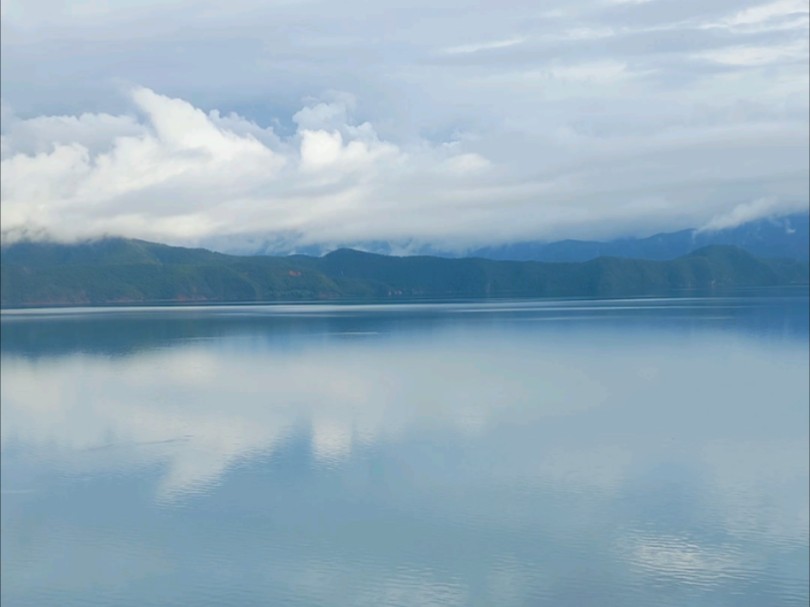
xmin=1 ymin=238 xmax=807 ymax=307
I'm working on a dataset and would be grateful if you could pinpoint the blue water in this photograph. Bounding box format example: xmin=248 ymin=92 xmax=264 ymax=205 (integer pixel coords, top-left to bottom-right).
xmin=2 ymin=293 xmax=808 ymax=606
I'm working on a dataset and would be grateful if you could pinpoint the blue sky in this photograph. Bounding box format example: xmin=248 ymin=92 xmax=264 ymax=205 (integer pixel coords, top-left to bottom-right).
xmin=1 ymin=0 xmax=808 ymax=251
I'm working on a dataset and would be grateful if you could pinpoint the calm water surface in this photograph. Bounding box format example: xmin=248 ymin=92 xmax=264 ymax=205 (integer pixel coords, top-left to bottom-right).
xmin=2 ymin=293 xmax=808 ymax=606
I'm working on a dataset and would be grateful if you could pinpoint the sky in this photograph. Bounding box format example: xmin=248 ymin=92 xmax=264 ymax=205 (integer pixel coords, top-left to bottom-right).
xmin=1 ymin=0 xmax=808 ymax=252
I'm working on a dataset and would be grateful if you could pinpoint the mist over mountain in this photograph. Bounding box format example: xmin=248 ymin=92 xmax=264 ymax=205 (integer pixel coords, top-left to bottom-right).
xmin=469 ymin=212 xmax=810 ymax=262
xmin=201 ymin=212 xmax=809 ymax=262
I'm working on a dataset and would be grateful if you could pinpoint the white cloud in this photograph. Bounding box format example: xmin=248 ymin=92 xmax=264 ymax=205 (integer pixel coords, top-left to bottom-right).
xmin=698 ymin=0 xmax=809 ymax=33
xmin=0 ymin=110 xmax=143 ymax=157
xmin=440 ymin=152 xmax=491 ymax=175
xmin=549 ymin=60 xmax=633 ymax=83
xmin=697 ymin=39 xmax=809 ymax=66
xmin=700 ymin=197 xmax=804 ymax=231
xmin=562 ymin=26 xmax=616 ymax=40
xmin=442 ymin=37 xmax=525 ymax=55
xmin=722 ymin=0 xmax=808 ymax=27
xmin=0 ymin=0 xmax=808 ymax=249
xmin=1 ymin=84 xmax=807 ymax=250
xmin=292 ymin=92 xmax=356 ymax=130
xmin=0 ymin=87 xmax=438 ymax=244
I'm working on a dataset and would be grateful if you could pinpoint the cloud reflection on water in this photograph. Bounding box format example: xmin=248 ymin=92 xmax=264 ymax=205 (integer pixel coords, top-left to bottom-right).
xmin=1 ymin=300 xmax=807 ymax=605
xmin=2 ymin=335 xmax=611 ymax=501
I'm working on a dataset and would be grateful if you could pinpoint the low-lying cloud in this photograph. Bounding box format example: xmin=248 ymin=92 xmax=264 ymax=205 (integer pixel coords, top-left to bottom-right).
xmin=2 ymin=85 xmax=806 ymax=252
xmin=1 ymin=87 xmax=501 ymax=249
xmin=700 ymin=197 xmax=801 ymax=231
xmin=1 ymin=0 xmax=808 ymax=252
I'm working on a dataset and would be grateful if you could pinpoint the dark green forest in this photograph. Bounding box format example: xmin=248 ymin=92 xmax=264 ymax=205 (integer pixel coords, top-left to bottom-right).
xmin=1 ymin=238 xmax=807 ymax=307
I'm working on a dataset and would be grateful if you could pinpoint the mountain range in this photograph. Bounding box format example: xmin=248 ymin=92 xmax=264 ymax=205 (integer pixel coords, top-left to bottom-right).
xmin=1 ymin=238 xmax=807 ymax=308
xmin=468 ymin=212 xmax=809 ymax=262
xmin=203 ymin=212 xmax=809 ymax=262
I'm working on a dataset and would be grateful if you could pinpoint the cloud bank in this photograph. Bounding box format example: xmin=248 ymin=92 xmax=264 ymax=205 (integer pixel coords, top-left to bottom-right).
xmin=1 ymin=0 xmax=808 ymax=251
xmin=1 ymin=87 xmax=499 ymax=249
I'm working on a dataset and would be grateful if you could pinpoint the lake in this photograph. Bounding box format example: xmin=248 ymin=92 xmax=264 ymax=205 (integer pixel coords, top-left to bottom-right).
xmin=1 ymin=292 xmax=808 ymax=606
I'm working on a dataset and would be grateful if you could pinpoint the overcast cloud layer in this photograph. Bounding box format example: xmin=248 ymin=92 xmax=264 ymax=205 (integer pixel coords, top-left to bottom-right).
xmin=1 ymin=0 xmax=808 ymax=251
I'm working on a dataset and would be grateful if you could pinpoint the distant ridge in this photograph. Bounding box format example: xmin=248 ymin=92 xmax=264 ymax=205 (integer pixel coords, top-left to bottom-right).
xmin=1 ymin=238 xmax=807 ymax=308
xmin=204 ymin=212 xmax=810 ymax=262
xmin=468 ymin=212 xmax=810 ymax=263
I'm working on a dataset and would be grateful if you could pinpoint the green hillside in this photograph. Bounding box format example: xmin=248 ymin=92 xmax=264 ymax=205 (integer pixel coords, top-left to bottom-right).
xmin=1 ymin=239 xmax=807 ymax=307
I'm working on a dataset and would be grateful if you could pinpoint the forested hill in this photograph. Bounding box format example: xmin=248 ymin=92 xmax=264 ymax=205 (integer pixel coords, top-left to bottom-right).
xmin=1 ymin=238 xmax=807 ymax=307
